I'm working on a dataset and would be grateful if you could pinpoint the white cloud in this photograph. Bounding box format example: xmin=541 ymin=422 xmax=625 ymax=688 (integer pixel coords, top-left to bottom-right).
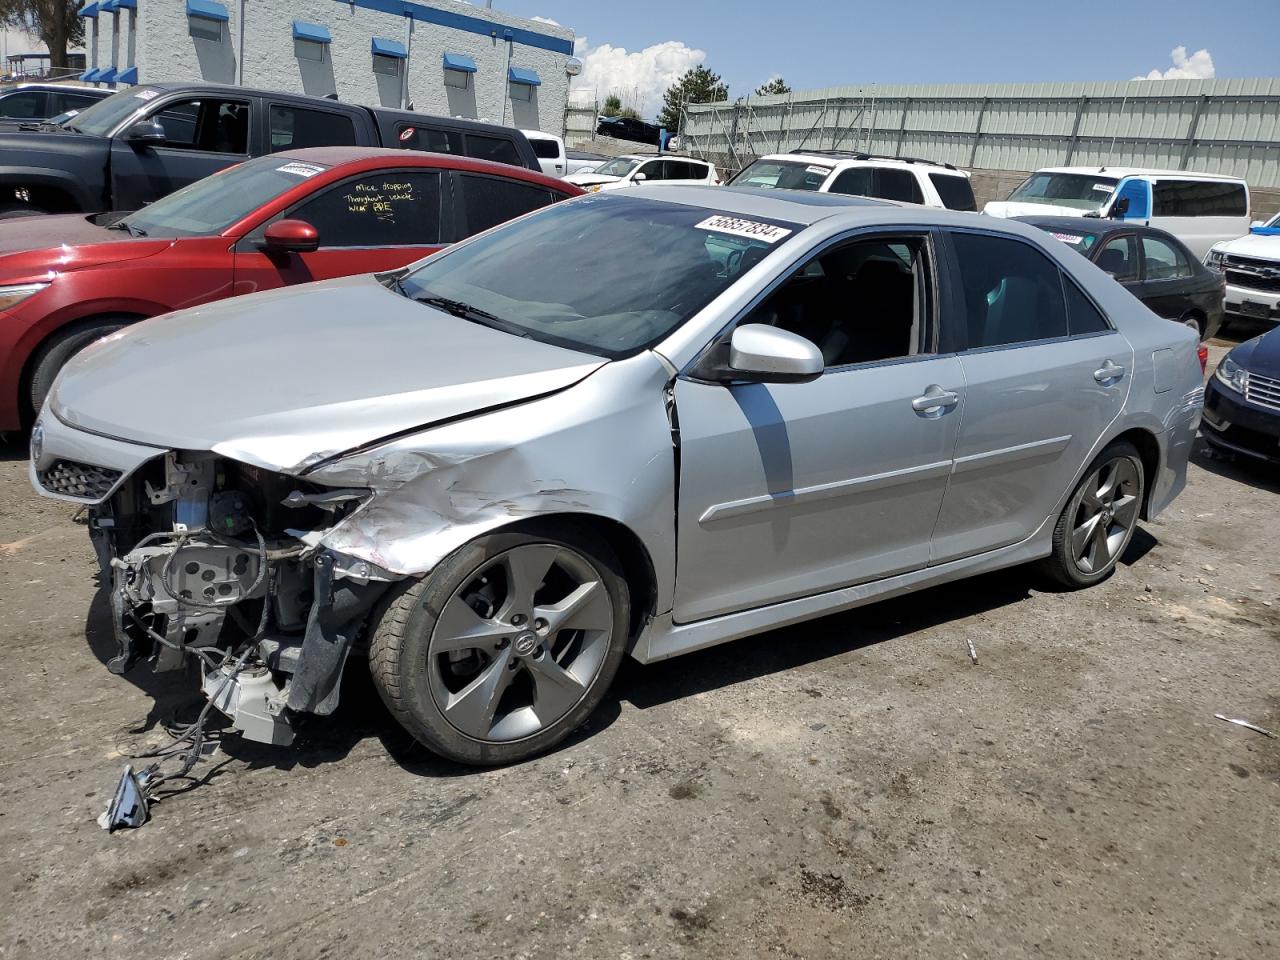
xmin=1133 ymin=45 xmax=1215 ymax=81
xmin=568 ymin=37 xmax=706 ymax=117
xmin=531 ymin=16 xmax=561 ymax=26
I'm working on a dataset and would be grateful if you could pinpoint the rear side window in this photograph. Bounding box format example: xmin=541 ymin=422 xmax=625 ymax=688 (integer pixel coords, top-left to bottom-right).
xmin=1152 ymin=180 xmax=1247 ymax=218
xmin=464 ymin=134 xmax=522 ymax=167
xmin=0 ymin=90 xmax=46 ymax=119
xmin=929 ymin=173 xmax=976 ymax=211
xmin=876 ymin=168 xmax=924 ymax=205
xmin=457 ymin=174 xmax=559 ymax=235
xmin=269 ymin=105 xmax=357 ymax=152
xmin=950 ymin=232 xmax=1068 ymax=348
xmin=52 ymin=91 xmax=101 ymax=114
xmin=396 ymin=124 xmax=463 ymax=155
xmin=666 ymin=160 xmax=706 ymax=180
xmin=288 ymin=171 xmax=442 ymax=247
xmin=1141 ymin=235 xmax=1193 ymax=279
xmin=530 ymin=138 xmax=560 ymax=159
xmin=1063 ymin=280 xmax=1111 ymax=335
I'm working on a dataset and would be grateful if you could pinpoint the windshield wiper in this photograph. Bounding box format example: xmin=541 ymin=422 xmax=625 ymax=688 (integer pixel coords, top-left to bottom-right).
xmin=106 ymin=221 xmax=146 ymax=237
xmin=413 ymin=294 xmax=508 ymax=328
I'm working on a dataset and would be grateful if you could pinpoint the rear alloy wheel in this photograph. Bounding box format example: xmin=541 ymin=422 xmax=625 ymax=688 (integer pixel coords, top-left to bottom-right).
xmin=369 ymin=527 xmax=630 ymax=765
xmin=1041 ymin=441 xmax=1145 ymax=588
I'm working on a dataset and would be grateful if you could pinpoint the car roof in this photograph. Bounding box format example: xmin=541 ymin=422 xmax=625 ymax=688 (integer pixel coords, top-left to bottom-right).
xmin=1034 ymin=165 xmax=1246 ymax=183
xmin=758 ymin=152 xmax=968 ymax=176
xmin=1015 ymin=215 xmax=1196 ymax=249
xmin=271 ymin=145 xmax=576 ymax=191
xmin=2 ymin=82 xmax=101 ymax=94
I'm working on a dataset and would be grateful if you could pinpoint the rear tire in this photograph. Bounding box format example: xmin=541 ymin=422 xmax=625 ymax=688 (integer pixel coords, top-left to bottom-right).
xmin=26 ymin=317 xmax=130 ymax=420
xmin=1040 ymin=441 xmax=1145 ymax=589
xmin=1180 ymin=312 xmax=1205 ymax=340
xmin=369 ymin=524 xmax=631 ymax=766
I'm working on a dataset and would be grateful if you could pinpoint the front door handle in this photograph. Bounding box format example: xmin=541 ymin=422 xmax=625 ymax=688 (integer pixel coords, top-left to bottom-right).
xmin=912 ymin=384 xmax=960 ymax=416
xmin=1094 ymin=359 xmax=1126 ymax=384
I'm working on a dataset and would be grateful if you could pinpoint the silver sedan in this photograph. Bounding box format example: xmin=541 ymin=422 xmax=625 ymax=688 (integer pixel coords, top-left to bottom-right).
xmin=32 ymin=187 xmax=1204 ymax=765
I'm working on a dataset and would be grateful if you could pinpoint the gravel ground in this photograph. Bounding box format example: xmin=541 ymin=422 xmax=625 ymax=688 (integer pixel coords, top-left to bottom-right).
xmin=1 ymin=336 xmax=1277 ymax=960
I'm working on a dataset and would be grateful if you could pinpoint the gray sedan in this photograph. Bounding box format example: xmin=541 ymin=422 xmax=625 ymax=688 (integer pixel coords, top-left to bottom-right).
xmin=32 ymin=187 xmax=1204 ymax=766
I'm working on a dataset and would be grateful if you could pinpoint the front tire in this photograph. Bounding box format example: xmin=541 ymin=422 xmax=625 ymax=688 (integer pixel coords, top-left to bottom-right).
xmin=1040 ymin=441 xmax=1145 ymax=589
xmin=27 ymin=317 xmax=130 ymax=420
xmin=369 ymin=525 xmax=631 ymax=765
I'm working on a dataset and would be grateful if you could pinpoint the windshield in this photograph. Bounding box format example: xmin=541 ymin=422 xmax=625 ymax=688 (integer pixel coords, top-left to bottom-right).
xmin=117 ymin=155 xmax=331 ymax=238
xmin=592 ymin=157 xmax=641 ymax=178
xmin=65 ymin=86 xmax=157 ymax=136
xmin=730 ymin=159 xmax=831 ymax=191
xmin=398 ymin=194 xmax=801 ymax=359
xmin=1007 ymin=172 xmax=1119 ymax=211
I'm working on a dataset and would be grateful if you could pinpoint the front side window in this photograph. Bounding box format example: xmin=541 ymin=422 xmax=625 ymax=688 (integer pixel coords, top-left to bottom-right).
xmin=1008 ymin=172 xmax=1119 ymax=211
xmin=876 ymin=168 xmax=924 ymax=205
xmin=269 ymin=105 xmax=357 ymax=152
xmin=118 ymin=154 xmax=333 ymax=238
xmin=950 ymin=232 xmax=1068 ymax=348
xmin=731 ymin=158 xmax=830 ymax=191
xmin=143 ymin=98 xmax=249 ymax=153
xmin=288 ymin=171 xmax=442 ymax=247
xmin=1141 ymin=235 xmax=1191 ymax=280
xmin=635 ymin=160 xmax=666 ymax=181
xmin=0 ymin=90 xmax=46 ymax=119
xmin=741 ymin=236 xmax=932 ymax=368
xmin=1152 ymin=180 xmax=1247 ymax=218
xmin=464 ymin=134 xmax=522 ymax=167
xmin=51 ymin=91 xmax=101 ymax=114
xmin=593 ymin=157 xmax=640 ymax=178
xmin=397 ymin=194 xmax=801 ymax=359
xmin=929 ymin=173 xmax=977 ymax=211
xmin=828 ymin=167 xmax=874 ymax=198
xmin=457 ymin=173 xmax=558 ymax=235
xmin=1095 ymin=235 xmax=1138 ymax=281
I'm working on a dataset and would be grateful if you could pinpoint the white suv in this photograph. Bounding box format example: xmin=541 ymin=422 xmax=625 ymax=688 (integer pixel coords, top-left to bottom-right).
xmin=564 ymin=154 xmax=721 ymax=192
xmin=1205 ymin=210 xmax=1280 ymax=326
xmin=729 ymin=151 xmax=977 ymax=210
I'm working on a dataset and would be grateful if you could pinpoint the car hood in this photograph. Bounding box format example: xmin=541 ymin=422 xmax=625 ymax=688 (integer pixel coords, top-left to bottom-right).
xmin=51 ymin=273 xmax=608 ymax=474
xmin=564 ymin=173 xmax=622 ymax=187
xmin=1216 ymin=231 xmax=1280 ymax=260
xmin=985 ymin=201 xmax=1094 ymax=219
xmin=0 ymin=214 xmax=170 ymax=279
xmin=1236 ymin=327 xmax=1280 ymax=380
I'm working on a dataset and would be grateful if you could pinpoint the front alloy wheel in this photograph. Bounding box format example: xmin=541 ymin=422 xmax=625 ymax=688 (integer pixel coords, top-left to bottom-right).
xmin=369 ymin=527 xmax=630 ymax=765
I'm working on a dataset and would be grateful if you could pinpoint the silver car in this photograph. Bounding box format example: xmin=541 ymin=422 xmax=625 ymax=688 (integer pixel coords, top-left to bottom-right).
xmin=32 ymin=187 xmax=1204 ymax=766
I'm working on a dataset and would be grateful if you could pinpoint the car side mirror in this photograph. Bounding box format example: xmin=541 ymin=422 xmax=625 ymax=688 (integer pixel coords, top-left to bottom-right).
xmin=123 ymin=119 xmax=167 ymax=144
xmin=723 ymin=323 xmax=824 ymax=383
xmin=262 ymin=219 xmax=319 ymax=253
xmin=1108 ymin=197 xmax=1130 ymax=220
xmin=632 ymin=172 xmax=647 ymax=182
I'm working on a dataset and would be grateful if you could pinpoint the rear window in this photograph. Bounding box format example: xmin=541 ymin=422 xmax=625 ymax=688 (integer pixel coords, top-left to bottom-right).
xmin=930 ymin=173 xmax=976 ymax=211
xmin=1152 ymin=180 xmax=1247 ymax=218
xmin=530 ymin=138 xmax=560 ymax=159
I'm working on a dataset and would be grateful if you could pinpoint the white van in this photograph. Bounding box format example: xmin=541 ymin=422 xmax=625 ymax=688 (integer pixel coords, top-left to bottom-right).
xmin=520 ymin=129 xmax=567 ymax=178
xmin=984 ymin=167 xmax=1250 ymax=260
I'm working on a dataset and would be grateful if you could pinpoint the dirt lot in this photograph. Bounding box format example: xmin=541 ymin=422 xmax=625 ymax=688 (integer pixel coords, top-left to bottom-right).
xmin=1 ymin=336 xmax=1277 ymax=960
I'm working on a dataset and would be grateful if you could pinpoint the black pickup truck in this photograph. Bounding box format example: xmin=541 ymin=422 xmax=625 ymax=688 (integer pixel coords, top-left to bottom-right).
xmin=0 ymin=82 xmax=540 ymax=215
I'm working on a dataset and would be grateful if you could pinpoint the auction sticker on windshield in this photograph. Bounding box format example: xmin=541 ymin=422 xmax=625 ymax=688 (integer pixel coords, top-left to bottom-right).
xmin=133 ymin=89 xmax=159 ymax=101
xmin=277 ymin=162 xmax=325 ymax=178
xmin=696 ymin=215 xmax=793 ymax=243
xmin=1051 ymin=232 xmax=1086 ymax=245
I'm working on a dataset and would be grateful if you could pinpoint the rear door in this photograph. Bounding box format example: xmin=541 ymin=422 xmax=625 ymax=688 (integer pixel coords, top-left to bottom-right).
xmin=665 ymin=159 xmax=711 ymax=185
xmin=232 ymin=167 xmax=445 ymax=294
xmin=263 ymin=101 xmax=362 ymax=153
xmin=452 ymin=172 xmax=566 ymax=237
xmin=1132 ymin=232 xmax=1199 ymax=321
xmin=109 ymin=94 xmax=253 ymax=208
xmin=930 ymin=229 xmax=1131 ymax=563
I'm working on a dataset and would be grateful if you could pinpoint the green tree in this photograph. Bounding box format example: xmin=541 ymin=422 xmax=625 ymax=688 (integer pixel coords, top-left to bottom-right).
xmin=601 ymin=94 xmax=623 ymax=117
xmin=659 ymin=65 xmax=728 ymax=132
xmin=0 ymin=1 xmax=83 ymax=71
xmin=755 ymin=76 xmax=792 ymax=97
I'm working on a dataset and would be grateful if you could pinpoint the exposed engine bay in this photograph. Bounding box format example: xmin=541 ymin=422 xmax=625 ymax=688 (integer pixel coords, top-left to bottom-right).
xmin=92 ymin=451 xmax=398 ymax=747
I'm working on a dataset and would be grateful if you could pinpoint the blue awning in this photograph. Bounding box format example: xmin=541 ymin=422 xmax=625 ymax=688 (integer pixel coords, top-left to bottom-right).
xmin=371 ymin=37 xmax=407 ymax=59
xmin=79 ymin=69 xmax=96 ymax=80
xmin=115 ymin=0 xmax=137 ymax=8
xmin=116 ymin=65 xmax=138 ymax=84
xmin=443 ymin=53 xmax=477 ymax=73
xmin=292 ymin=21 xmax=332 ymax=43
xmin=100 ymin=0 xmax=118 ymax=11
xmin=81 ymin=67 xmax=105 ymax=81
xmin=98 ymin=67 xmax=118 ymax=83
xmin=78 ymin=3 xmax=99 ymax=17
xmin=186 ymin=0 xmax=227 ymax=22
xmin=507 ymin=66 xmax=540 ymax=86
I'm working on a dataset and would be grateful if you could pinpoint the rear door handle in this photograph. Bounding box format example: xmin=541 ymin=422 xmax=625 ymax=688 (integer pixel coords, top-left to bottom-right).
xmin=912 ymin=384 xmax=960 ymax=416
xmin=1094 ymin=359 xmax=1126 ymax=384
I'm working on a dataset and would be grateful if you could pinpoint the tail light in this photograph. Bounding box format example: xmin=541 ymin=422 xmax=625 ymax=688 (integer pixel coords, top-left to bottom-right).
xmin=1198 ymin=345 xmax=1209 ymax=375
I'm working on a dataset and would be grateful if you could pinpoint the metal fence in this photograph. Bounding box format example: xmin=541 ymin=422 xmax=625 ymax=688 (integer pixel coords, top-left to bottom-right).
xmin=679 ymin=77 xmax=1280 ymax=188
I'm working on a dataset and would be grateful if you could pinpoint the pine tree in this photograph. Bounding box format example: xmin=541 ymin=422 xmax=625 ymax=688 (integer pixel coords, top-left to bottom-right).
xmin=658 ymin=65 xmax=728 ymax=132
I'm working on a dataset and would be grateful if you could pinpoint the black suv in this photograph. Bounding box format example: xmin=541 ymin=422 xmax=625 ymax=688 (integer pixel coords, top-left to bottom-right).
xmin=0 ymin=83 xmax=110 ymax=124
xmin=0 ymin=82 xmax=539 ymax=215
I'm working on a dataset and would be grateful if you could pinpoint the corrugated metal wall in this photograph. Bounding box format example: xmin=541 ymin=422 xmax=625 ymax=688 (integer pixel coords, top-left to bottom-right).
xmin=681 ymin=77 xmax=1280 ymax=188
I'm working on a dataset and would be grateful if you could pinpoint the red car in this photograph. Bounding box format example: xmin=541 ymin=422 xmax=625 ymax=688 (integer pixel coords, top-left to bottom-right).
xmin=0 ymin=146 xmax=582 ymax=431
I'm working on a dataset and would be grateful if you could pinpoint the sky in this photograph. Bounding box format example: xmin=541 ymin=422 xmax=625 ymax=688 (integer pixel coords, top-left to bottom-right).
xmin=499 ymin=0 xmax=1280 ymax=117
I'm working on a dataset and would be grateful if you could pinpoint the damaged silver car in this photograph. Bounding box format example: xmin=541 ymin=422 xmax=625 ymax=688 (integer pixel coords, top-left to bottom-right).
xmin=32 ymin=188 xmax=1204 ymax=765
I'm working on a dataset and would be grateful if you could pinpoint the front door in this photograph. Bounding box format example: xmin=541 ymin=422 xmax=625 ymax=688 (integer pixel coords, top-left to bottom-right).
xmin=232 ymin=168 xmax=445 ymax=295
xmin=930 ymin=230 xmax=1131 ymax=563
xmin=109 ymin=95 xmax=252 ymax=208
xmin=673 ymin=232 xmax=965 ymax=622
